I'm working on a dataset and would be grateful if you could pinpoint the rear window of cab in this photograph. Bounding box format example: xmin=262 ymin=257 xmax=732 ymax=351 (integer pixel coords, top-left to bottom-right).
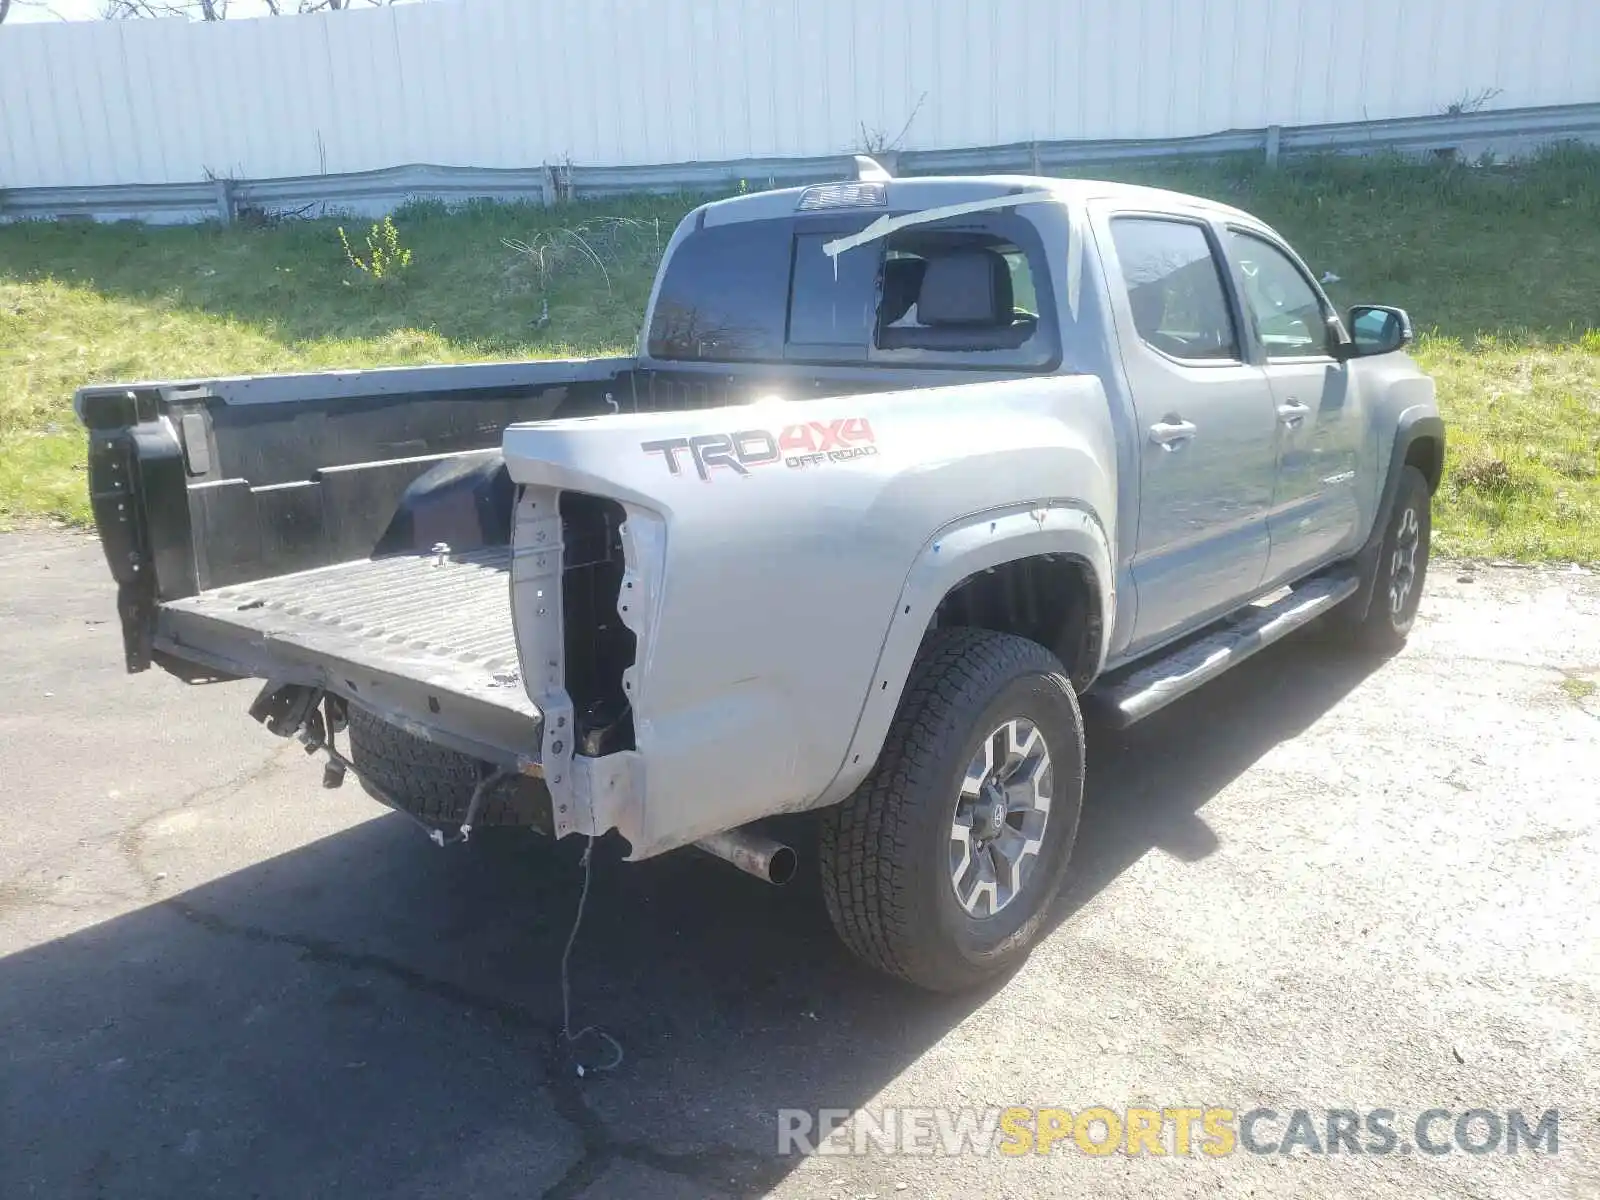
xmin=646 ymin=212 xmax=1059 ymax=371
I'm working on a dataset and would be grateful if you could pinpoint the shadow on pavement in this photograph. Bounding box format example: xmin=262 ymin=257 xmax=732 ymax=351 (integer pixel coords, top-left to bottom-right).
xmin=0 ymin=630 xmax=1378 ymax=1199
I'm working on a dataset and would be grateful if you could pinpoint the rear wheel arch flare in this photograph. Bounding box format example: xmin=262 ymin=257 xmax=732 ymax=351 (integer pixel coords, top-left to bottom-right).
xmin=930 ymin=552 xmax=1104 ymax=692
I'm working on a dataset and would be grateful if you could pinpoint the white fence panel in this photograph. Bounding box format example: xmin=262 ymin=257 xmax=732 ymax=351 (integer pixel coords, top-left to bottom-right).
xmin=2 ymin=0 xmax=1598 ymax=189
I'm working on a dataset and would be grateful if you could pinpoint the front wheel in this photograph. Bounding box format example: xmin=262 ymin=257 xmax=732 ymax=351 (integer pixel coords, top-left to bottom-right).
xmin=1343 ymin=464 xmax=1433 ymax=652
xmin=819 ymin=629 xmax=1085 ymax=992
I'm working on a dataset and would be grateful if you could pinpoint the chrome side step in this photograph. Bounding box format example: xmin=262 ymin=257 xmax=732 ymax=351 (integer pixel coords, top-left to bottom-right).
xmin=1091 ymin=573 xmax=1359 ymax=726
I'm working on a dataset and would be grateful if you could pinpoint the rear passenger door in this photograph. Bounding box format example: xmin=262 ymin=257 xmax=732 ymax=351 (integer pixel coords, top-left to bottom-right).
xmin=1102 ymin=214 xmax=1279 ymax=652
xmin=1221 ymin=229 xmax=1362 ymax=583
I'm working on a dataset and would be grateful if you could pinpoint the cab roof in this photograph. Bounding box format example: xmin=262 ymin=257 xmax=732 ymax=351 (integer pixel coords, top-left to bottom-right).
xmin=695 ymin=174 xmax=1257 ymax=227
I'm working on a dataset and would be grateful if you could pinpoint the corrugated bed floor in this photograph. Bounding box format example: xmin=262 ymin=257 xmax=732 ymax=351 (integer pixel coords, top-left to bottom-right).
xmin=163 ymin=546 xmax=530 ymax=707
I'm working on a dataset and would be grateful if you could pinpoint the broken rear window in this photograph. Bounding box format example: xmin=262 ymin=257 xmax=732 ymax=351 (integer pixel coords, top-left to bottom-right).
xmin=647 ymin=209 xmax=1059 ymax=370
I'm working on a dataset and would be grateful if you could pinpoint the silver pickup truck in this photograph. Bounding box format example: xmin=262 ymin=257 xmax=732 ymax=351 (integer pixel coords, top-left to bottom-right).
xmin=78 ymin=167 xmax=1443 ymax=992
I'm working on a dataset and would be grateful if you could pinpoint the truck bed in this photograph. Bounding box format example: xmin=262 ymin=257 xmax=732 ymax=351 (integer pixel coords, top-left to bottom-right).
xmin=156 ymin=547 xmax=540 ymax=764
xmin=76 ymin=354 xmax=909 ymax=766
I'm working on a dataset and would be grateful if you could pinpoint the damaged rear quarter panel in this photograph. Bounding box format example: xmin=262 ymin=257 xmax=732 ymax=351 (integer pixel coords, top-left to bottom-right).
xmin=501 ymin=376 xmax=1116 ymax=858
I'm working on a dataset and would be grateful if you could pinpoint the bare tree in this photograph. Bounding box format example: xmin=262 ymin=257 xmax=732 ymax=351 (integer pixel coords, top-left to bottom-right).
xmin=100 ymin=0 xmax=227 ymax=16
xmin=2 ymin=0 xmax=77 ymax=22
xmin=101 ymin=0 xmax=407 ymax=17
xmin=271 ymin=1 xmax=408 ymax=11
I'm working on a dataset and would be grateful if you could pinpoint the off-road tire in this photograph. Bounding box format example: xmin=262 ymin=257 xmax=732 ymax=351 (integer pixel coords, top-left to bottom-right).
xmin=1344 ymin=464 xmax=1432 ymax=653
xmin=345 ymin=704 xmax=528 ymax=828
xmin=819 ymin=629 xmax=1086 ymax=992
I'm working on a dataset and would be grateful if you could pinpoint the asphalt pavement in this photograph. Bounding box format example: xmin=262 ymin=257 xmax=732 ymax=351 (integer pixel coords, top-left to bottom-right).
xmin=2 ymin=530 xmax=1596 ymax=1198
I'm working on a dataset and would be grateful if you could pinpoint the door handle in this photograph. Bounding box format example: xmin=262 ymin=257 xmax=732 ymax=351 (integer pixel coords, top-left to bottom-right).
xmin=1148 ymin=418 xmax=1198 ymax=450
xmin=1277 ymin=399 xmax=1311 ymax=426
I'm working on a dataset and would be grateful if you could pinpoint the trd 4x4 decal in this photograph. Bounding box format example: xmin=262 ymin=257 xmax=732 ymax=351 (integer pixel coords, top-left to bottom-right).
xmin=642 ymin=417 xmax=877 ymax=481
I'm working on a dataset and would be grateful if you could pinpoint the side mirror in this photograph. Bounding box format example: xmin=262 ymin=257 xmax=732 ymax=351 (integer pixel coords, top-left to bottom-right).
xmin=1335 ymin=305 xmax=1413 ymax=359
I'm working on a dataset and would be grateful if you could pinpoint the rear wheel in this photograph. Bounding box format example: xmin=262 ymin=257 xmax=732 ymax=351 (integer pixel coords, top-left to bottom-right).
xmin=819 ymin=629 xmax=1085 ymax=992
xmin=345 ymin=704 xmax=533 ymax=829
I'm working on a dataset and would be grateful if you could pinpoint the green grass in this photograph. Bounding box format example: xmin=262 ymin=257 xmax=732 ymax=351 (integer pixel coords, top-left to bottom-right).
xmin=1560 ymin=676 xmax=1598 ymax=704
xmin=3 ymin=150 xmax=1598 ymax=560
xmin=0 ymin=198 xmax=671 ymax=528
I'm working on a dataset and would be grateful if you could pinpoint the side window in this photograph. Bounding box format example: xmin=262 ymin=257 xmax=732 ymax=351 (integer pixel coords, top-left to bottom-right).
xmin=1003 ymin=249 xmax=1039 ymax=317
xmin=1108 ymin=218 xmax=1238 ymax=362
xmin=1225 ymin=230 xmax=1330 ymax=359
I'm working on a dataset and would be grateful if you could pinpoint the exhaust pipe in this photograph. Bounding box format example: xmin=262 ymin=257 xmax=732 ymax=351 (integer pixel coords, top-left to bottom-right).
xmin=694 ymin=828 xmax=798 ymax=886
